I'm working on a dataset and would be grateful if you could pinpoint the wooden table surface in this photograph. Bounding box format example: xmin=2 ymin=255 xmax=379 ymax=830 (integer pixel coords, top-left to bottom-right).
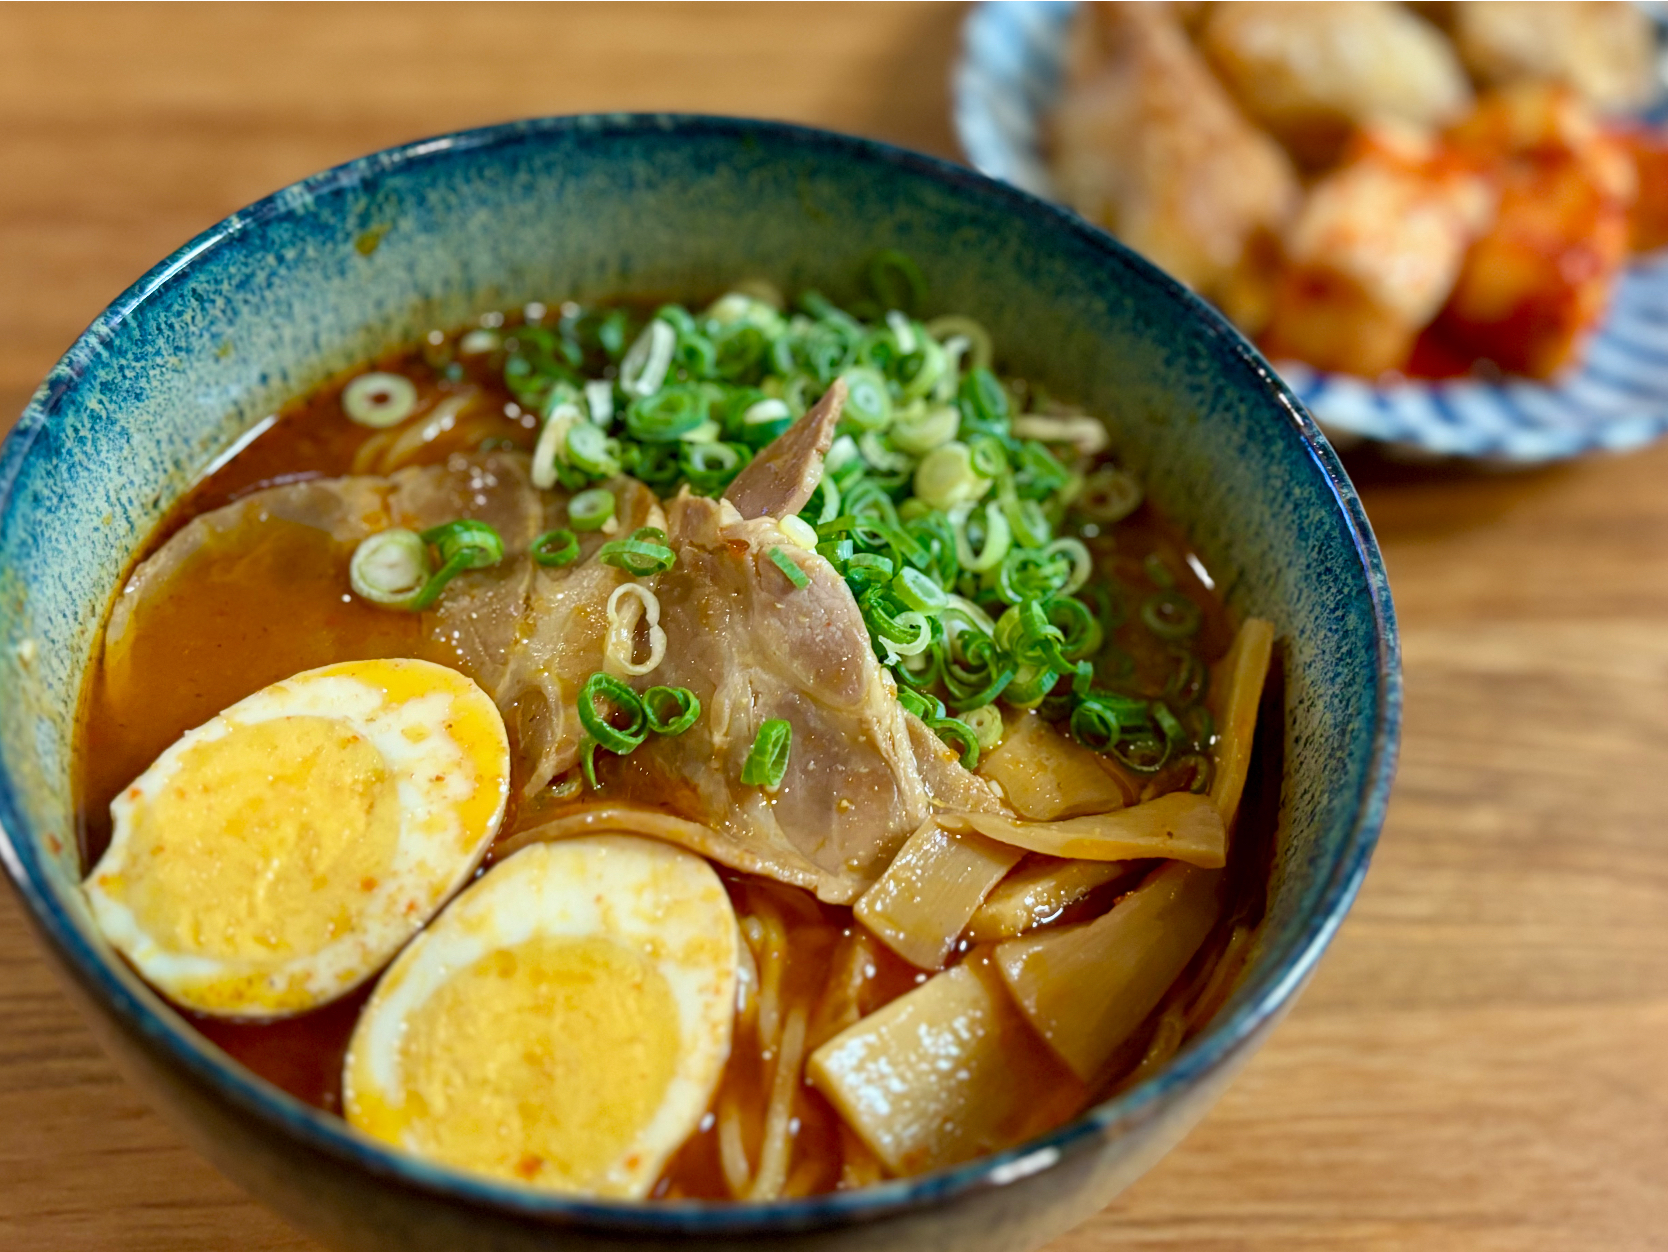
xmin=2 ymin=5 xmax=1664 ymax=1250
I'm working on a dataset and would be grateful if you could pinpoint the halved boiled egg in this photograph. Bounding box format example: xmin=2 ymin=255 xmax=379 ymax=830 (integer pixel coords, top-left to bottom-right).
xmin=343 ymin=836 xmax=738 ymax=1198
xmin=83 ymin=657 xmax=510 ymax=1019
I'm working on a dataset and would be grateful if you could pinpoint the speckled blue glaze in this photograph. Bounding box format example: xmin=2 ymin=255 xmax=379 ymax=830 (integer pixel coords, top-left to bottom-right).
xmin=0 ymin=116 xmax=1398 ymax=1252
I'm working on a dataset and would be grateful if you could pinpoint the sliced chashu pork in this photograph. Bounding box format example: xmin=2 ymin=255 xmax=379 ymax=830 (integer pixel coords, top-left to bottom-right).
xmin=105 ymin=452 xmax=652 ymax=795
xmin=590 ymin=492 xmax=933 ymax=902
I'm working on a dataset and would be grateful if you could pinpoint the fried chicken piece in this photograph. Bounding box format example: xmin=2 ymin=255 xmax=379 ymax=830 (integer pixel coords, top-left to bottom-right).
xmin=1452 ymin=2 xmax=1657 ymax=114
xmin=1200 ymin=1 xmax=1473 ymax=168
xmin=1435 ymin=85 xmax=1635 ymax=378
xmin=1261 ymin=125 xmax=1496 ymax=376
xmin=1615 ymin=125 xmax=1668 ymax=253
xmin=1052 ymin=3 xmax=1299 ymax=311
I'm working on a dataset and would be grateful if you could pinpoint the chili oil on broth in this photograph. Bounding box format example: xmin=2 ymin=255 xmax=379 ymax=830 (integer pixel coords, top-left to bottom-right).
xmin=72 ymin=302 xmax=1274 ymax=1199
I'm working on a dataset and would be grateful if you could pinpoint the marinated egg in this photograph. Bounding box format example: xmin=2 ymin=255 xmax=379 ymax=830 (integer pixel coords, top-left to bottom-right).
xmin=83 ymin=657 xmax=510 ymax=1019
xmin=342 ymin=836 xmax=738 ymax=1198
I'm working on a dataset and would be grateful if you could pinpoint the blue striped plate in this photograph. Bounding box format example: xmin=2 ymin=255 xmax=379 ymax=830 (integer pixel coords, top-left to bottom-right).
xmin=953 ymin=0 xmax=1668 ymax=462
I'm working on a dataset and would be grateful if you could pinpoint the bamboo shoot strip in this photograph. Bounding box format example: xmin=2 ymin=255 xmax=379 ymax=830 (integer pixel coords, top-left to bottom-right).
xmin=995 ymin=862 xmax=1224 ymax=1082
xmin=807 ymin=961 xmax=1084 ymax=1176
xmin=963 ymin=857 xmax=1138 ymax=944
xmin=1211 ymin=617 xmax=1275 ymax=828
xmin=940 ymin=791 xmax=1226 ymax=867
xmin=854 ymin=820 xmax=1023 ymax=970
xmin=976 ymin=712 xmax=1132 ymax=820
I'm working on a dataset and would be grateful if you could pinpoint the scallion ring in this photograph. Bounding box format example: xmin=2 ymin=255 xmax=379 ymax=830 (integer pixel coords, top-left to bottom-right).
xmin=532 ymin=528 xmax=580 ymax=567
xmin=768 ymin=546 xmax=810 ymax=589
xmin=532 ymin=402 xmax=582 ymax=490
xmin=584 ymin=379 xmax=615 ymax=428
xmin=1141 ymin=591 xmax=1202 ymax=640
xmin=779 ymin=515 xmax=818 ymax=550
xmin=840 ymin=367 xmax=893 ymax=430
xmin=891 ymin=566 xmax=947 ymax=614
xmin=889 ymin=403 xmax=959 ymax=455
xmin=643 ymin=685 xmax=701 ymax=735
xmin=953 ymin=501 xmax=1012 ymax=572
xmin=569 ymin=487 xmax=616 ymax=531
xmin=563 ymin=420 xmax=620 ymax=478
xmin=598 ymin=527 xmax=677 ymax=576
xmin=858 ymin=429 xmax=912 ymax=475
xmin=914 ymin=441 xmax=991 ymax=511
xmin=626 ymin=385 xmax=706 ymax=442
xmin=962 ymin=703 xmax=1005 ymax=752
xmin=577 ymin=671 xmax=648 ymax=755
xmin=867 ymin=250 xmax=927 ymax=315
xmin=928 ymin=715 xmax=980 ymax=770
xmin=1045 ymin=537 xmax=1094 ymax=594
xmin=408 ymin=520 xmax=505 ymax=611
xmin=604 ymin=582 xmax=667 ymax=677
xmin=349 ymin=528 xmax=431 ymax=609
xmin=741 ymin=718 xmax=792 ymax=790
xmin=1077 ymin=466 xmax=1143 ymax=524
xmin=924 ymin=315 xmax=993 ymax=372
xmin=342 ymin=372 xmax=418 ymax=428
xmin=620 ymin=318 xmax=676 ymax=397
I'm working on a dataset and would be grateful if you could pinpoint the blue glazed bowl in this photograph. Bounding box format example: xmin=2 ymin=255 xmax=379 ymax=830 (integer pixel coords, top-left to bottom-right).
xmin=0 ymin=115 xmax=1398 ymax=1252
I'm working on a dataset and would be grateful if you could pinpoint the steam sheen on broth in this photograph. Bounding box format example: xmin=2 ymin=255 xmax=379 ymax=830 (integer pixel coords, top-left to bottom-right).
xmin=76 ymin=266 xmax=1279 ymax=1201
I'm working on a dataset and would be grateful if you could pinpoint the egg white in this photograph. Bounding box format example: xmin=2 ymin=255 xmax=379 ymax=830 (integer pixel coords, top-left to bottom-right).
xmin=343 ymin=836 xmax=739 ymax=1198
xmin=83 ymin=657 xmax=510 ymax=1019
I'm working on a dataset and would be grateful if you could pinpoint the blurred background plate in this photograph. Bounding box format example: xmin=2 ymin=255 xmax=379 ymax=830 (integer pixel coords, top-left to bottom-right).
xmin=953 ymin=0 xmax=1668 ymax=463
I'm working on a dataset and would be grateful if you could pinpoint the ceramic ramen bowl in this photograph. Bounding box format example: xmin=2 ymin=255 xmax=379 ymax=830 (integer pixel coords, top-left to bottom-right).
xmin=0 ymin=115 xmax=1398 ymax=1252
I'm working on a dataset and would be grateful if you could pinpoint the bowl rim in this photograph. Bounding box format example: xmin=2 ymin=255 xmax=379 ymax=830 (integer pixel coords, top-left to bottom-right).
xmin=0 ymin=112 xmax=1400 ymax=1235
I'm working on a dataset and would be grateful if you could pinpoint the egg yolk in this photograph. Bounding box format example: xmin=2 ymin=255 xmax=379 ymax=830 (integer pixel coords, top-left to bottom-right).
xmin=122 ymin=715 xmax=400 ymax=961
xmin=393 ymin=934 xmax=680 ymax=1190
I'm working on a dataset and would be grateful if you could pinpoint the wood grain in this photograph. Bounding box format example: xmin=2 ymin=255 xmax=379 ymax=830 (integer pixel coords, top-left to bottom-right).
xmin=1 ymin=5 xmax=1664 ymax=1249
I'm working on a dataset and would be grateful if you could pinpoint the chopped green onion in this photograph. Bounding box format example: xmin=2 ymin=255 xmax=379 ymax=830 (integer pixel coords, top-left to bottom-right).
xmin=953 ymin=501 xmax=1012 ymax=572
xmin=889 ymin=404 xmax=959 ymax=455
xmin=342 ymin=372 xmax=418 ymax=428
xmin=1078 ymin=466 xmax=1143 ymax=524
xmin=584 ymin=379 xmax=615 ymax=427
xmin=532 ymin=528 xmax=580 ymax=567
xmin=680 ymin=440 xmax=750 ymax=495
xmin=643 ymin=685 xmax=701 ymax=735
xmin=620 ymin=319 xmax=675 ymax=397
xmin=578 ymin=671 xmax=648 ymax=756
xmin=841 ymin=367 xmax=893 ymax=430
xmin=867 ymin=250 xmax=927 ymax=315
xmin=1070 ymin=695 xmax=1121 ymax=752
xmin=598 ymin=526 xmax=677 ymax=576
xmin=569 ymin=488 xmax=615 ymax=531
xmin=858 ymin=430 xmax=913 ymax=475
xmin=1142 ymin=591 xmax=1202 ymax=639
xmin=967 ymin=434 xmax=1008 ymax=479
xmin=768 ymin=546 xmax=810 ymax=589
xmin=1002 ymin=492 xmax=1053 ymax=549
xmin=411 ymin=520 xmax=505 ymax=611
xmin=996 ymin=547 xmax=1073 ymax=605
xmin=928 ymin=714 xmax=980 ymax=769
xmin=350 ymin=529 xmax=430 ymax=608
xmin=626 ymin=385 xmax=706 ymax=442
xmin=962 ymin=703 xmax=1004 ymax=751
xmin=1045 ymin=537 xmax=1093 ymax=593
xmin=741 ymin=718 xmax=792 ymax=789
xmin=891 ymin=566 xmax=947 ymax=613
xmin=914 ymin=441 xmax=991 ymax=511
xmin=924 ymin=315 xmax=993 ymax=372
xmin=458 ymin=329 xmax=501 ymax=356
xmin=565 ymin=420 xmax=620 ymax=477
xmin=779 ymin=515 xmax=819 ymax=549
xmin=1143 ymin=552 xmax=1175 ymax=589
xmin=957 ymin=367 xmax=1010 ymax=439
